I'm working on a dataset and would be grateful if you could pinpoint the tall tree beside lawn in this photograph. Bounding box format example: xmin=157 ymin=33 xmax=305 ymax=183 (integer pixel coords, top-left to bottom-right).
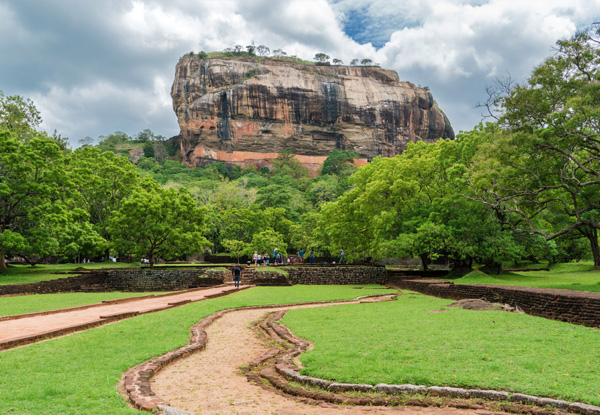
xmin=0 ymin=131 xmax=67 ymax=268
xmin=316 ymin=140 xmax=517 ymax=271
xmin=68 ymin=147 xmax=140 ymax=259
xmin=468 ymin=28 xmax=600 ymax=268
xmin=108 ymin=183 xmax=208 ymax=268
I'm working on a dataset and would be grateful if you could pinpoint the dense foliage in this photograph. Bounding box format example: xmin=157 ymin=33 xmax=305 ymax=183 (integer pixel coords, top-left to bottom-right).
xmin=1 ymin=29 xmax=598 ymax=272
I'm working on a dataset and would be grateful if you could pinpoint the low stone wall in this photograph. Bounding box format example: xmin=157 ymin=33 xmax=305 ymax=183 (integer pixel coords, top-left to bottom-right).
xmin=0 ymin=272 xmax=110 ymax=296
xmin=240 ymin=270 xmax=291 ymax=286
xmin=234 ymin=266 xmax=387 ymax=286
xmin=107 ymin=269 xmax=225 ymax=291
xmin=287 ymin=266 xmax=387 ymax=285
xmin=393 ymin=279 xmax=600 ymax=328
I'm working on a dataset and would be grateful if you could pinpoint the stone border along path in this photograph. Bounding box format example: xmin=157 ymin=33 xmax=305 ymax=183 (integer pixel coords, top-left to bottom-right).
xmin=0 ymin=284 xmax=252 ymax=351
xmin=124 ymin=293 xmax=600 ymax=415
xmin=259 ymin=310 xmax=600 ymax=415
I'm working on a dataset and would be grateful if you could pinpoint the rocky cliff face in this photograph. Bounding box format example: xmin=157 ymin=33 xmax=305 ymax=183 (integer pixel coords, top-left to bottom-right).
xmin=171 ymin=56 xmax=454 ymax=174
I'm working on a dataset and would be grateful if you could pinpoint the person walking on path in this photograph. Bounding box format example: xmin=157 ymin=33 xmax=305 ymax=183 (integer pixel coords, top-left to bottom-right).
xmin=253 ymin=251 xmax=258 ymax=266
xmin=309 ymin=249 xmax=314 ymax=264
xmin=299 ymin=249 xmax=304 ymax=263
xmin=232 ymin=264 xmax=242 ymax=288
xmin=339 ymin=248 xmax=344 ymax=264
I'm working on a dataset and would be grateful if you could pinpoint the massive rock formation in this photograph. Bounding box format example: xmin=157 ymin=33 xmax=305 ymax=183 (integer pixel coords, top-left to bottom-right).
xmin=171 ymin=56 xmax=454 ymax=175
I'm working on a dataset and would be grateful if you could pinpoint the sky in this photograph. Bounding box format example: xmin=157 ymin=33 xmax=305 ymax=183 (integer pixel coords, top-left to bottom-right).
xmin=1 ymin=0 xmax=599 ymax=148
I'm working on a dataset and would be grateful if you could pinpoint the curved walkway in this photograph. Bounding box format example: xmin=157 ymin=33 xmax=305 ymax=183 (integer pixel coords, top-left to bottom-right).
xmin=0 ymin=284 xmax=250 ymax=350
xmin=150 ymin=300 xmax=514 ymax=415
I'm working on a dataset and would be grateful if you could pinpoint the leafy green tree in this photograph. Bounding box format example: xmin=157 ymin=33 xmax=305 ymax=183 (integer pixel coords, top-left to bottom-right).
xmin=361 ymin=58 xmax=373 ymax=66
xmin=143 ymin=142 xmax=155 ymax=158
xmin=96 ymin=131 xmax=131 ymax=153
xmin=314 ymin=53 xmax=330 ymax=64
xmin=0 ymin=92 xmax=42 ymax=141
xmin=248 ymin=229 xmax=287 ymax=257
xmin=321 ymin=149 xmax=358 ymax=176
xmin=108 ymin=185 xmax=208 ymax=268
xmin=468 ymin=28 xmax=600 ymax=268
xmin=306 ymin=175 xmax=340 ymax=206
xmin=0 ymin=131 xmax=67 ymax=268
xmin=221 ymin=238 xmax=246 ymax=262
xmin=316 ymin=140 xmax=516 ymax=272
xmin=67 ymin=147 xmax=141 ymax=259
xmin=271 ymin=147 xmax=309 ymax=179
xmin=136 ymin=128 xmax=165 ymax=143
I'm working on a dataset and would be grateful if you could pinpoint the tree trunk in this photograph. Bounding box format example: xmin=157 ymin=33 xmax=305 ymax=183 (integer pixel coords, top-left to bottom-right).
xmin=579 ymin=226 xmax=600 ymax=270
xmin=589 ymin=229 xmax=600 ymax=270
xmin=419 ymin=254 xmax=429 ymax=271
xmin=0 ymin=247 xmax=5 ymax=269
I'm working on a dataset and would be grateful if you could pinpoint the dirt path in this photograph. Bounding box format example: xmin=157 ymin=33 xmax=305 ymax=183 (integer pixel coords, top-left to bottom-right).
xmin=152 ymin=303 xmax=511 ymax=415
xmin=0 ymin=285 xmax=250 ymax=350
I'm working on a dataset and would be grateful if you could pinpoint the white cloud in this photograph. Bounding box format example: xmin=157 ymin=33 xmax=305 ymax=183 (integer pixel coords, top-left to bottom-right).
xmin=31 ymin=80 xmax=178 ymax=145
xmin=2 ymin=0 xmax=600 ymax=145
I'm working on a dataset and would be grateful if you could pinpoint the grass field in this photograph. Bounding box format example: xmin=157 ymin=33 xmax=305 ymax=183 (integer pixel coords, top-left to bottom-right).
xmin=451 ymin=262 xmax=600 ymax=293
xmin=0 ymin=285 xmax=394 ymax=415
xmin=282 ymin=291 xmax=600 ymax=405
xmin=0 ymin=292 xmax=169 ymax=317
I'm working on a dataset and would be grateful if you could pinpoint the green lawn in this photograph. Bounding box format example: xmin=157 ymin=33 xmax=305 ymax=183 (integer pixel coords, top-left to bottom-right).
xmin=283 ymin=291 xmax=600 ymax=405
xmin=255 ymin=266 xmax=289 ymax=276
xmin=0 ymin=262 xmax=141 ymax=286
xmin=0 ymin=292 xmax=169 ymax=317
xmin=451 ymin=262 xmax=600 ymax=293
xmin=0 ymin=285 xmax=394 ymax=415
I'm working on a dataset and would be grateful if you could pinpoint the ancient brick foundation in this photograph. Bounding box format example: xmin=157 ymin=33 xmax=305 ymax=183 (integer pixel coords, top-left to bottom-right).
xmin=0 ymin=272 xmax=110 ymax=296
xmin=232 ymin=266 xmax=388 ymax=286
xmin=393 ymin=279 xmax=600 ymax=328
xmin=287 ymin=266 xmax=387 ymax=285
xmin=107 ymin=269 xmax=225 ymax=292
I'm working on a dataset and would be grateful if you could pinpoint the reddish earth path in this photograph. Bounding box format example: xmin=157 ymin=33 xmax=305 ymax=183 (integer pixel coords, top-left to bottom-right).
xmin=152 ymin=304 xmax=512 ymax=415
xmin=0 ymin=284 xmax=251 ymax=350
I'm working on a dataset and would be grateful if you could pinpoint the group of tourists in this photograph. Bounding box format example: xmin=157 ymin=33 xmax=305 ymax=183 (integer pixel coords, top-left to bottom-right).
xmin=251 ymin=248 xmax=316 ymax=266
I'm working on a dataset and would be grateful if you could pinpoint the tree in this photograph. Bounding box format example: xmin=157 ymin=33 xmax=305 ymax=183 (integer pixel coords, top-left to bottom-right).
xmin=332 ymin=58 xmax=343 ymax=65
xmin=255 ymin=45 xmax=270 ymax=56
xmin=221 ymin=238 xmax=245 ymax=262
xmin=96 ymin=131 xmax=131 ymax=153
xmin=350 ymin=59 xmax=359 ymax=66
xmin=246 ymin=45 xmax=255 ymax=54
xmin=315 ymin=140 xmax=516 ymax=272
xmin=67 ymin=147 xmax=141 ymax=259
xmin=233 ymin=45 xmax=243 ymax=53
xmin=272 ymin=49 xmax=286 ymax=57
xmin=0 ymin=132 xmax=67 ymax=268
xmin=314 ymin=53 xmax=330 ymax=64
xmin=467 ymin=28 xmax=600 ymax=268
xmin=108 ymin=185 xmax=208 ymax=268
xmin=271 ymin=147 xmax=309 ymax=179
xmin=321 ymin=149 xmax=358 ymax=176
xmin=248 ymin=229 xmax=287 ymax=257
xmin=143 ymin=142 xmax=155 ymax=158
xmin=0 ymin=92 xmax=42 ymax=141
xmin=360 ymin=58 xmax=373 ymax=66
